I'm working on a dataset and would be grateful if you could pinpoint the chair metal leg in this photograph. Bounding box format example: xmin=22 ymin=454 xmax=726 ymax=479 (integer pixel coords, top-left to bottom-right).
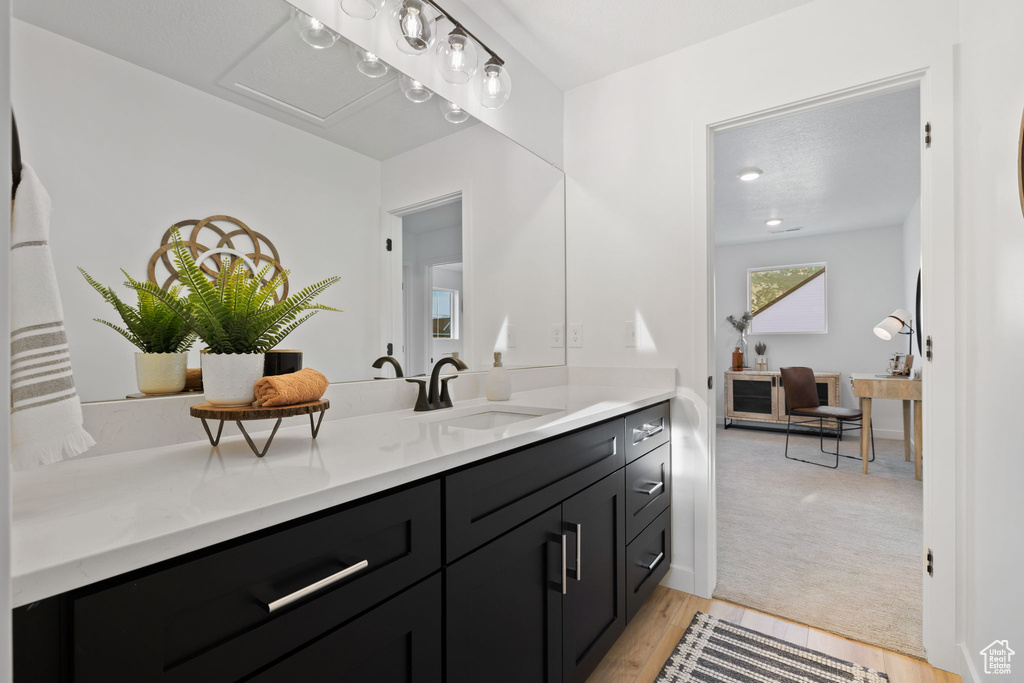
xmin=785 ymin=414 xmax=839 ymax=468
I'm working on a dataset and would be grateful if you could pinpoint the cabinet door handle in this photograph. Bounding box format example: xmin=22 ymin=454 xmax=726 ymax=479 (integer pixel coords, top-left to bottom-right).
xmin=632 ymin=421 xmax=664 ymax=444
xmin=561 ymin=533 xmax=568 ymax=595
xmin=640 ymin=551 xmax=664 ymax=572
xmin=636 ymin=481 xmax=664 ymax=496
xmin=264 ymin=559 xmax=369 ymax=613
xmin=574 ymin=523 xmax=582 ymax=582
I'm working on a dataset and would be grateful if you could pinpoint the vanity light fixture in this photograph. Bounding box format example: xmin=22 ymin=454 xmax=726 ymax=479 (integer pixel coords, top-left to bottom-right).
xmin=291 ymin=8 xmax=340 ymax=49
xmin=766 ymin=218 xmax=783 ymax=227
xmin=479 ymin=57 xmax=511 ymax=109
xmin=436 ymin=26 xmax=478 ymax=84
xmin=341 ymin=0 xmax=386 ymax=20
xmin=399 ymin=74 xmax=433 ymax=103
xmin=738 ymin=168 xmax=763 ymax=181
xmin=352 ymin=45 xmax=390 ymax=78
xmin=389 ymin=0 xmax=436 ymax=55
xmin=439 ymin=98 xmax=469 ymax=123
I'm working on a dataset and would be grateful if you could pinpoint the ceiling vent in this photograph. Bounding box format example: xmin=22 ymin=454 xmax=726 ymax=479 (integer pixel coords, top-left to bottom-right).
xmin=768 ymin=226 xmax=803 ymax=235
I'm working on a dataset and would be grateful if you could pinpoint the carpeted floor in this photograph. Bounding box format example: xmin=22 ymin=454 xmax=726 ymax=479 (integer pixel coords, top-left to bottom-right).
xmin=714 ymin=425 xmax=924 ymax=658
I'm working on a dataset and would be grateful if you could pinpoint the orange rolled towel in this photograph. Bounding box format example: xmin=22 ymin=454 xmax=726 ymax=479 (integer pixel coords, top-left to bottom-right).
xmin=254 ymin=368 xmax=329 ymax=407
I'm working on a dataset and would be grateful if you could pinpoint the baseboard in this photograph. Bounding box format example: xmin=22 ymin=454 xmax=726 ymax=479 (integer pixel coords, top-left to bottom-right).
xmin=662 ymin=564 xmax=695 ymax=594
xmin=959 ymin=642 xmax=981 ymax=683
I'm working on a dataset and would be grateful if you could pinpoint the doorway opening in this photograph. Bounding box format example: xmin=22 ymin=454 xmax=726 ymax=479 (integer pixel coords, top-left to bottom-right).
xmin=400 ymin=198 xmax=463 ymax=376
xmin=710 ymin=85 xmax=925 ymax=657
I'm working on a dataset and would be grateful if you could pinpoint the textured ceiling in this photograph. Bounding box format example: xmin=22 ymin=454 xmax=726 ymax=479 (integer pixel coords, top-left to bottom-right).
xmin=461 ymin=0 xmax=815 ymax=90
xmin=14 ymin=0 xmax=477 ymax=160
xmin=714 ymin=87 xmax=921 ymax=246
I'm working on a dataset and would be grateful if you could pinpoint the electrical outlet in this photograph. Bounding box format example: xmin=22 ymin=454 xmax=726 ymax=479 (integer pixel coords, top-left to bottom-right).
xmin=624 ymin=321 xmax=636 ymax=347
xmin=568 ymin=324 xmax=583 ymax=348
xmin=550 ymin=324 xmax=564 ymax=348
xmin=506 ymin=324 xmax=517 ymax=348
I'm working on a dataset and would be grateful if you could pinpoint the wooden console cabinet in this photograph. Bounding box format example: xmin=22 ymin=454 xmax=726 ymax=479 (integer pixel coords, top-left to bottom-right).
xmin=724 ymin=370 xmax=841 ymax=428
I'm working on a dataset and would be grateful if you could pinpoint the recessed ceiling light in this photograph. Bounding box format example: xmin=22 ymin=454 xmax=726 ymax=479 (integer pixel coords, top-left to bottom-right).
xmin=766 ymin=218 xmax=783 ymax=227
xmin=738 ymin=168 xmax=763 ymax=181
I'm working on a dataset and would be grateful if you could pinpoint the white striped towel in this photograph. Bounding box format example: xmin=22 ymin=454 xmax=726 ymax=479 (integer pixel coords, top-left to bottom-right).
xmin=10 ymin=164 xmax=95 ymax=469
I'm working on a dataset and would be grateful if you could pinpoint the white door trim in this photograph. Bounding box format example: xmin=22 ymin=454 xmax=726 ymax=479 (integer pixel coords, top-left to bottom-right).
xmin=692 ymin=61 xmax=959 ymax=672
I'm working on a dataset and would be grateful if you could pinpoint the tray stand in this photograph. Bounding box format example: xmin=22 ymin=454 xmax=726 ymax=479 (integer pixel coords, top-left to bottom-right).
xmin=190 ymin=400 xmax=329 ymax=458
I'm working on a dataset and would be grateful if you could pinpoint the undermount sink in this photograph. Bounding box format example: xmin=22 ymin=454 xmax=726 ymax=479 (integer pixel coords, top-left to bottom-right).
xmin=415 ymin=405 xmax=561 ymax=430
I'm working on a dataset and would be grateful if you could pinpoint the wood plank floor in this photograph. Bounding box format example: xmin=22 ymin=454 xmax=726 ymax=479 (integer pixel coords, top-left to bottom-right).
xmin=587 ymin=586 xmax=962 ymax=683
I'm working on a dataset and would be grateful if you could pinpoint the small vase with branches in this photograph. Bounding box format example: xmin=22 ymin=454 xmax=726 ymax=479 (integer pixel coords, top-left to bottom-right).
xmin=726 ymin=311 xmax=753 ymax=368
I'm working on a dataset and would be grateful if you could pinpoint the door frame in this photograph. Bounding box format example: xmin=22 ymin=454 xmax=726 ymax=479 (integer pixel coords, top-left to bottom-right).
xmin=691 ymin=59 xmax=959 ymax=672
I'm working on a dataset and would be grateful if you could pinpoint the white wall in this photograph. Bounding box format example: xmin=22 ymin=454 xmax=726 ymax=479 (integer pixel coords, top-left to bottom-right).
xmin=382 ymin=123 xmax=565 ymax=374
xmin=956 ymin=1 xmax=1024 ymax=679
xmin=715 ymin=227 xmax=908 ymax=436
xmin=902 ymin=197 xmax=922 ymax=323
xmin=12 ymin=20 xmax=383 ymax=402
xmin=564 ymin=0 xmax=958 ymax=648
xmin=288 ymin=0 xmax=564 ymax=168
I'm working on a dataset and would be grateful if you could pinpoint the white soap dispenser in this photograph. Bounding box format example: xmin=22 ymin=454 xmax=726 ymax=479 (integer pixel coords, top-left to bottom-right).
xmin=485 ymin=351 xmax=512 ymax=401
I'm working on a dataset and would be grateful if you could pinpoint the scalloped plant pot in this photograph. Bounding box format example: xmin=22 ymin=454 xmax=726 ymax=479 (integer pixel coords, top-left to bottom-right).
xmin=201 ymin=352 xmax=265 ymax=406
xmin=135 ymin=352 xmax=187 ymax=395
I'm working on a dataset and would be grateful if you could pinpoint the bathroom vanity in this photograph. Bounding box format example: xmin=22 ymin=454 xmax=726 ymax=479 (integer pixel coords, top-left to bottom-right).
xmin=12 ymin=388 xmax=673 ymax=682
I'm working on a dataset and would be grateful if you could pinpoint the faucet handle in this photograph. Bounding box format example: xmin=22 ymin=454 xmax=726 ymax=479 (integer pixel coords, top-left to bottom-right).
xmin=405 ymin=378 xmax=430 ymax=412
xmin=439 ymin=375 xmax=460 ymax=408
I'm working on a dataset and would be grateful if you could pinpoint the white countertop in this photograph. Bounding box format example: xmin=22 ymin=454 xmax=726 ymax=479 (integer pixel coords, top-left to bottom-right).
xmin=12 ymin=383 xmax=674 ymax=607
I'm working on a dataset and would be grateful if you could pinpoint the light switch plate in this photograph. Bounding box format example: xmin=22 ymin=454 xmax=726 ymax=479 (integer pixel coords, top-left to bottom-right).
xmin=550 ymin=324 xmax=564 ymax=348
xmin=624 ymin=321 xmax=636 ymax=347
xmin=568 ymin=324 xmax=583 ymax=348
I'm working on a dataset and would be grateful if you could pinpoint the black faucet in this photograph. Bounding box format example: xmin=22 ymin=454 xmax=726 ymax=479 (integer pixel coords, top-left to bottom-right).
xmin=407 ymin=356 xmax=469 ymax=411
xmin=371 ymin=356 xmax=404 ymax=379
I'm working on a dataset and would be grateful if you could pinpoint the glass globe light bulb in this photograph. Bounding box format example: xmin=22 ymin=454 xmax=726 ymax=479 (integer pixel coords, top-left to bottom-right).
xmin=479 ymin=58 xmax=511 ymax=109
xmin=341 ymin=0 xmax=385 ymax=20
xmin=352 ymin=45 xmax=390 ymax=78
xmin=439 ymin=98 xmax=470 ymax=124
xmin=389 ymin=0 xmax=436 ymax=55
xmin=435 ymin=27 xmax=478 ymax=85
xmin=399 ymin=74 xmax=433 ymax=103
xmin=292 ymin=8 xmax=339 ymax=50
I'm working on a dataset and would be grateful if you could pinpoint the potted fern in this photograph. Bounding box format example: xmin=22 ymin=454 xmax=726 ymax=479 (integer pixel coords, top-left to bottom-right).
xmin=79 ymin=268 xmax=196 ymax=395
xmin=131 ymin=230 xmax=341 ymax=406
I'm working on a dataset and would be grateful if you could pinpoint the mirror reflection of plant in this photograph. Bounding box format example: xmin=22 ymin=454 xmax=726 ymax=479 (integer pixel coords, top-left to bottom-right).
xmin=129 ymin=229 xmax=342 ymax=354
xmin=79 ymin=268 xmax=197 ymax=353
xmin=755 ymin=341 xmax=767 ymax=355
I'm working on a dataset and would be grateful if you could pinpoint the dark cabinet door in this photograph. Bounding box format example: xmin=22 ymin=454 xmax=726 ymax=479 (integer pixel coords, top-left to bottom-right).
xmin=246 ymin=574 xmax=442 ymax=683
xmin=446 ymin=507 xmax=563 ymax=683
xmin=561 ymin=470 xmax=626 ymax=683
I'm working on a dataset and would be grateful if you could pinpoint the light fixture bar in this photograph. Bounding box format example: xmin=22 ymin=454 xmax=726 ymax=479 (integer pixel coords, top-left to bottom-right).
xmin=425 ymin=0 xmax=504 ymax=66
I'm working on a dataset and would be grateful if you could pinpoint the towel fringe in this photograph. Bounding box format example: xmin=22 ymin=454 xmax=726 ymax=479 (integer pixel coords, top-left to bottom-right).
xmin=11 ymin=427 xmax=96 ymax=470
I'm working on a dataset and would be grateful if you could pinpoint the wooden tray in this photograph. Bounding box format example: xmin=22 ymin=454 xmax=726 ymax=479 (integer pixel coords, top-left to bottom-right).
xmin=190 ymin=400 xmax=329 ymax=457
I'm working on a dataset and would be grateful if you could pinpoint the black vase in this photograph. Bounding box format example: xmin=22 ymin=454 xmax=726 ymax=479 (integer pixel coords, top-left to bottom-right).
xmin=264 ymin=350 xmax=303 ymax=377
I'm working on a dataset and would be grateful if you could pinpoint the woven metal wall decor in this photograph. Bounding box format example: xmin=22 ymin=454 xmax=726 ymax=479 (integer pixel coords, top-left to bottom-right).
xmin=148 ymin=215 xmax=288 ymax=302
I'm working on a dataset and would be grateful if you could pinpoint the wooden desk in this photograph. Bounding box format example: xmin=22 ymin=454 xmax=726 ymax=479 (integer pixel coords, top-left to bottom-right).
xmin=850 ymin=374 xmax=922 ymax=479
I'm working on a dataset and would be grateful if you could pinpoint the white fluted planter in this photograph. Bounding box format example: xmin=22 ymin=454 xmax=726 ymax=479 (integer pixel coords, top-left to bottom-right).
xmin=201 ymin=352 xmax=265 ymax=406
xmin=135 ymin=352 xmax=187 ymax=395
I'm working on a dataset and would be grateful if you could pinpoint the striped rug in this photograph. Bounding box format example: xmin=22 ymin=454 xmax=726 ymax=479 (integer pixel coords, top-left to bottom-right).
xmin=656 ymin=612 xmax=889 ymax=682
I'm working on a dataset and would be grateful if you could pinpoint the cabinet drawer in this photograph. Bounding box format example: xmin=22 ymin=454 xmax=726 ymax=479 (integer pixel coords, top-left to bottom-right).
xmin=625 ymin=442 xmax=671 ymax=543
xmin=247 ymin=574 xmax=442 ymax=683
xmin=624 ymin=402 xmax=670 ymax=463
xmin=625 ymin=507 xmax=671 ymax=622
xmin=445 ymin=419 xmax=624 ymax=562
xmin=74 ymin=480 xmax=441 ymax=683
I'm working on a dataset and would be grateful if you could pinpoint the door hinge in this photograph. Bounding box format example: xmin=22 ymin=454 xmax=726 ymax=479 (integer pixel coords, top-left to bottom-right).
xmin=926 ymin=548 xmax=934 ymax=576
xmin=386 ymin=238 xmax=393 ymax=252
xmin=924 ymin=122 xmax=932 ymax=148
xmin=707 ymin=376 xmax=713 ymax=390
xmin=926 ymin=336 xmax=933 ymax=361
xmin=386 ymin=342 xmax=393 ymax=355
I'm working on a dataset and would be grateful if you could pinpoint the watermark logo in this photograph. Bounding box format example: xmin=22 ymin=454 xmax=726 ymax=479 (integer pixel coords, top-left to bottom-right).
xmin=980 ymin=640 xmax=1015 ymax=676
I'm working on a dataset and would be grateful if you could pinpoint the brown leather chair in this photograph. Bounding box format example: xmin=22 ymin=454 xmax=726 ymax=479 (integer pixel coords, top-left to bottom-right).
xmin=779 ymin=366 xmax=874 ymax=468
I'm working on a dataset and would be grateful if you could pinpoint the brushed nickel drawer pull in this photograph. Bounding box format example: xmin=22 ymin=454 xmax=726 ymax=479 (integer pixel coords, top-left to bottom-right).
xmin=641 ymin=551 xmax=664 ymax=572
xmin=561 ymin=533 xmax=568 ymax=595
xmin=637 ymin=481 xmax=664 ymax=496
xmin=574 ymin=523 xmax=583 ymax=582
xmin=265 ymin=559 xmax=369 ymax=613
xmin=632 ymin=421 xmax=664 ymax=444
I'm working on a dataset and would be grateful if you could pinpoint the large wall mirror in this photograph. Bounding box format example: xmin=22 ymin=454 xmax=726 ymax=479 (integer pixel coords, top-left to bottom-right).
xmin=11 ymin=0 xmax=566 ymax=402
